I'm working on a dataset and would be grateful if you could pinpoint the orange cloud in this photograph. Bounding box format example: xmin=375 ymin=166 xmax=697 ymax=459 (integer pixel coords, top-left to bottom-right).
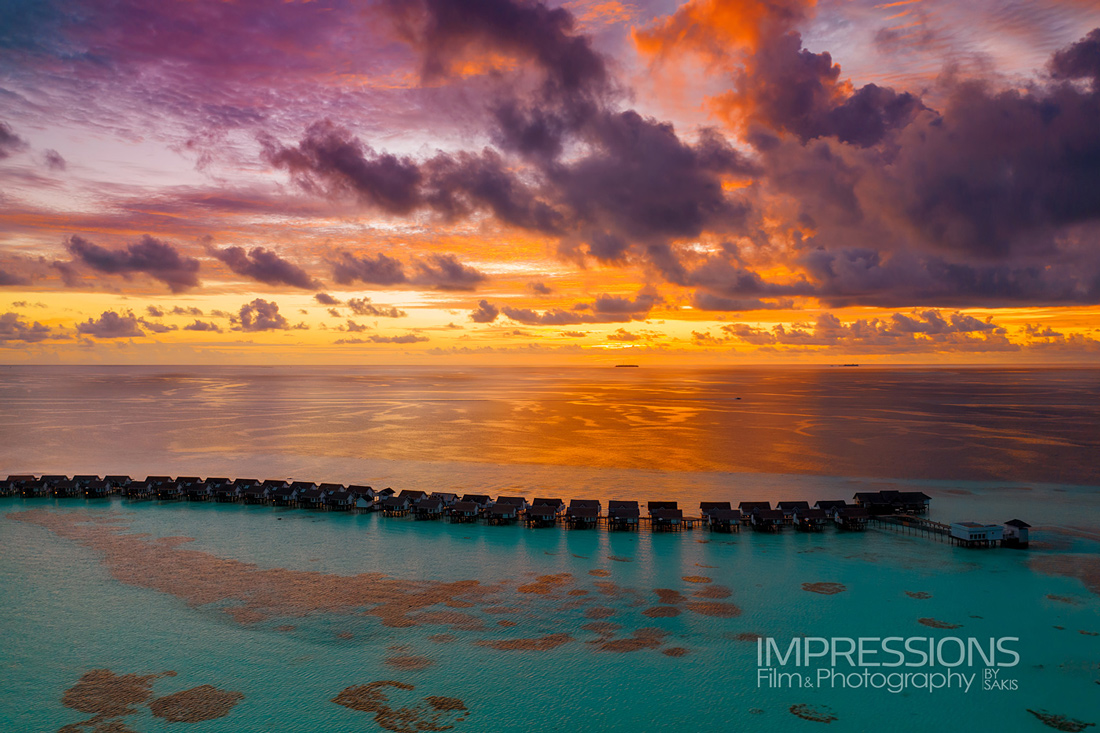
xmin=633 ymin=0 xmax=816 ymax=63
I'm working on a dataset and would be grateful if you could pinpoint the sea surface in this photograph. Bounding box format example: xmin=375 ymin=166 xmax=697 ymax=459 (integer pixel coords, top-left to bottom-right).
xmin=1 ymin=366 xmax=1098 ymax=732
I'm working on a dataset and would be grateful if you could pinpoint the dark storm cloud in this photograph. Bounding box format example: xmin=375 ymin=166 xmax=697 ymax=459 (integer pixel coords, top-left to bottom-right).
xmin=210 ymin=246 xmax=319 ymax=289
xmin=729 ymin=31 xmax=924 ymax=148
xmin=65 ymin=235 xmax=201 ymax=292
xmin=1050 ymin=28 xmax=1100 ymax=87
xmin=76 ymin=311 xmax=145 ymax=339
xmin=695 ymin=26 xmax=1100 ymax=307
xmin=262 ymin=0 xmax=755 ymax=273
xmin=262 ymin=122 xmax=561 ymax=231
xmin=382 ymin=0 xmax=611 ymax=161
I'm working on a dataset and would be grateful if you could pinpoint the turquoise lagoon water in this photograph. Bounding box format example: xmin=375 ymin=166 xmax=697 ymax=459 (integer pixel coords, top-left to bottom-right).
xmin=1 ymin=490 xmax=1098 ymax=733
xmin=1 ymin=367 xmax=1099 ymax=731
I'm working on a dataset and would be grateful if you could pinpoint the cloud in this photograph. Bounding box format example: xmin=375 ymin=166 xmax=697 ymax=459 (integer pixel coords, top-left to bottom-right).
xmin=0 ymin=269 xmax=33 ymax=286
xmin=263 ymin=2 xmax=755 ymax=271
xmin=138 ymin=318 xmax=177 ymax=333
xmin=335 ymin=333 xmax=429 ymax=344
xmin=65 ymin=235 xmax=201 ymax=292
xmin=1050 ymin=27 xmax=1100 ymax=88
xmin=412 ymin=253 xmax=486 ymax=291
xmin=714 ymin=310 xmax=1018 ymax=352
xmin=171 ymin=306 xmax=204 ymax=316
xmin=528 ymin=281 xmax=552 ymax=294
xmin=497 ymin=288 xmax=658 ymax=325
xmin=1022 ymin=323 xmax=1100 ymax=352
xmin=263 ymin=122 xmax=562 ymax=231
xmin=314 ymin=292 xmax=341 ymax=305
xmin=606 ymin=328 xmax=639 ymax=341
xmin=344 ymin=320 xmax=370 ymax=332
xmin=329 ymin=249 xmax=486 ymax=291
xmin=145 ymin=305 xmax=165 ymax=317
xmin=636 ymin=16 xmax=1100 ymax=307
xmin=210 ymin=245 xmax=319 ymax=289
xmin=182 ymin=320 xmax=223 ymax=333
xmin=346 ymin=297 xmax=407 ymax=318
xmin=330 ymin=251 xmax=408 ymax=286
xmin=43 ymin=149 xmax=66 ymax=170
xmin=0 ymin=312 xmax=63 ymax=342
xmin=76 ymin=311 xmax=145 ymax=339
xmin=0 ymin=122 xmax=27 ymax=159
xmin=235 ymin=298 xmax=289 ymax=331
xmin=469 ymin=299 xmax=500 ymax=323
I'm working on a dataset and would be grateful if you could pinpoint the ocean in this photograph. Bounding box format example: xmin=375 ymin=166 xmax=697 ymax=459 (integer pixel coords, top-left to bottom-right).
xmin=1 ymin=366 xmax=1098 ymax=732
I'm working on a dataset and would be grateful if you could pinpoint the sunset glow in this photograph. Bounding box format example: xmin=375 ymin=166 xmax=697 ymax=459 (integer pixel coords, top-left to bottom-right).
xmin=2 ymin=0 xmax=1099 ymax=364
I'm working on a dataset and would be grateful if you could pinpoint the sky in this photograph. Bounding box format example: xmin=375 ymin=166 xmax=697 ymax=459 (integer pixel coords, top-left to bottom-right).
xmin=1 ymin=0 xmax=1100 ymax=365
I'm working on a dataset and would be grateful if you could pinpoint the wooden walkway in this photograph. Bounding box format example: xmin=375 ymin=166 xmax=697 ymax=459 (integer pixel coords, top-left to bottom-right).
xmin=870 ymin=514 xmax=952 ymax=542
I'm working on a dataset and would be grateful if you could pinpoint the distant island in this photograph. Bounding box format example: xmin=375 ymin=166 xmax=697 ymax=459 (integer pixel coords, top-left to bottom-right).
xmin=614 ymin=364 xmax=640 ymax=368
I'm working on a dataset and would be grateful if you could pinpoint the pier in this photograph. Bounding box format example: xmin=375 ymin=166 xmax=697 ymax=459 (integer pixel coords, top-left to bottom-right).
xmin=0 ymin=475 xmax=1029 ymax=548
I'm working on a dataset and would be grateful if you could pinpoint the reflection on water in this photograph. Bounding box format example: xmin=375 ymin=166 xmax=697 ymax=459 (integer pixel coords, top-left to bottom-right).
xmin=0 ymin=366 xmax=1097 ymax=485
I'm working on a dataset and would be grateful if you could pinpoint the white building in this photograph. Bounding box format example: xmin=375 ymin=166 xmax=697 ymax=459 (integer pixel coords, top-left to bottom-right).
xmin=950 ymin=522 xmax=1003 ymax=547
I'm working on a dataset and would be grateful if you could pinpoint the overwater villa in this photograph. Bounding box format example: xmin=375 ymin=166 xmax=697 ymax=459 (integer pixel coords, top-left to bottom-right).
xmin=794 ymin=507 xmax=829 ymax=532
xmin=532 ymin=498 xmax=565 ymax=517
xmin=706 ymin=508 xmax=742 ymax=533
xmin=525 ymin=503 xmax=558 ymax=527
xmin=51 ymin=479 xmax=79 ymax=498
xmin=84 ymin=479 xmax=112 ymax=499
xmin=462 ymin=494 xmax=492 ymax=510
xmin=494 ymin=496 xmax=527 ymax=512
xmin=186 ymin=480 xmax=212 ymax=501
xmin=1 ymin=471 xmax=1026 ymax=552
xmin=430 ymin=492 xmax=459 ymax=506
xmin=566 ymin=499 xmax=600 ymax=529
xmin=751 ymin=509 xmax=785 ymax=532
xmin=834 ymin=505 xmax=869 ymax=530
xmin=607 ymin=500 xmax=640 ymax=531
xmin=123 ymin=480 xmax=154 ymax=500
xmin=651 ymin=506 xmax=685 ymax=531
xmin=1003 ymin=519 xmax=1031 ymax=548
xmin=414 ymin=497 xmax=445 ymax=520
xmin=156 ymin=478 xmax=184 ymax=501
xmin=380 ymin=495 xmax=411 ymax=516
xmin=325 ymin=487 xmax=358 ymax=511
xmin=449 ymin=500 xmax=480 ymax=523
xmin=776 ymin=501 xmax=810 ymax=525
xmin=738 ymin=501 xmax=772 ymax=525
xmin=104 ymin=475 xmax=132 ymax=490
xmin=488 ymin=502 xmax=519 ymax=525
